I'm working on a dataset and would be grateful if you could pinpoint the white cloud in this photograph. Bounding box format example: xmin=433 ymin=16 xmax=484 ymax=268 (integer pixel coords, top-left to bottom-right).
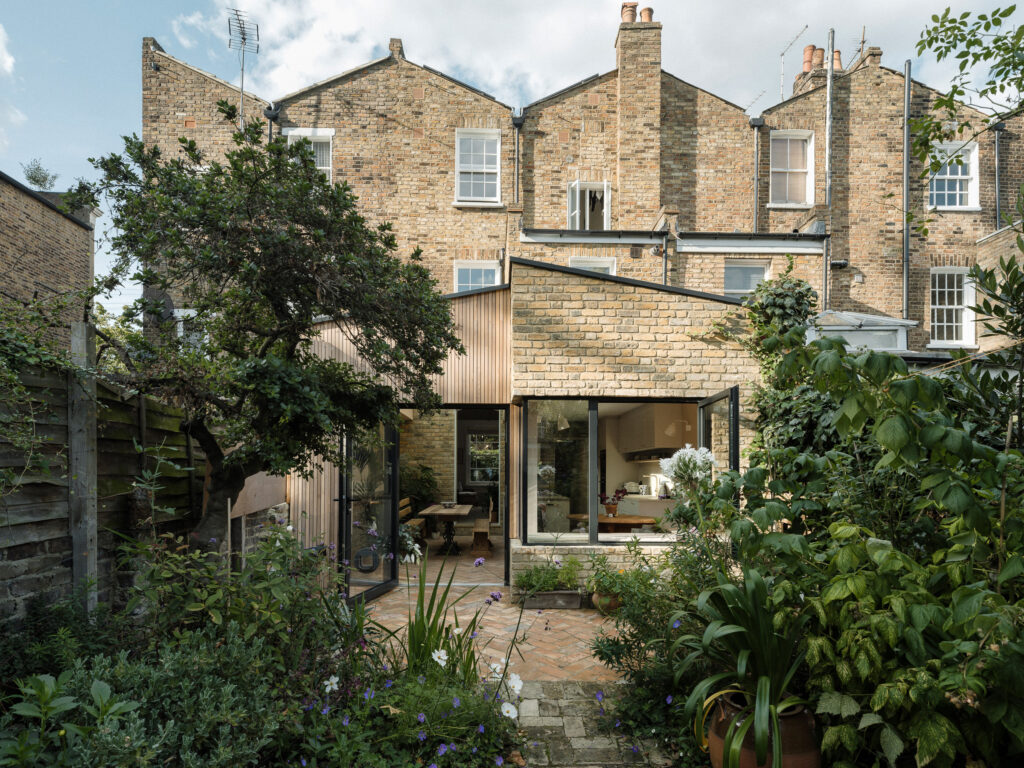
xmin=171 ymin=1 xmax=994 ymax=112
xmin=0 ymin=23 xmax=15 ymax=77
xmin=0 ymin=106 xmax=25 ymax=152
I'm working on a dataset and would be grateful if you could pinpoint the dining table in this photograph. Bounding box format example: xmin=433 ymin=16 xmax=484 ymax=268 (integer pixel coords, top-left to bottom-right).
xmin=418 ymin=503 xmax=474 ymax=555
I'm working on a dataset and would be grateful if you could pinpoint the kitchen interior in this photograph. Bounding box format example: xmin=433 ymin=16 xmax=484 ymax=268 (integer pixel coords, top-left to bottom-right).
xmin=597 ymin=402 xmax=696 ymax=522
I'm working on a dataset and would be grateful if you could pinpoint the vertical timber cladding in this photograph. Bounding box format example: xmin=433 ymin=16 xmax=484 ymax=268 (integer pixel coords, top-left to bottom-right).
xmin=286 ymin=287 xmax=512 ymax=547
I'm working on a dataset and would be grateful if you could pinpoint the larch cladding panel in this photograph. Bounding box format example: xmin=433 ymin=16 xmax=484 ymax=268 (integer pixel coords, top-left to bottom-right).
xmin=510 ymin=262 xmax=759 ymax=400
xmin=277 ymin=57 xmax=514 ymax=293
xmin=302 ymin=288 xmax=510 ymax=405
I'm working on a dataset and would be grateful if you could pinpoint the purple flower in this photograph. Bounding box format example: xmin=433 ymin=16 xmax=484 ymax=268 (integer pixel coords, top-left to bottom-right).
xmin=418 ymin=712 xmax=426 ymax=723
xmin=596 ymin=691 xmax=604 ymax=702
xmin=418 ymin=730 xmax=426 ymax=742
xmin=364 ymin=688 xmax=374 ymax=700
xmin=672 ymin=619 xmax=681 ymax=629
xmin=343 ymin=714 xmax=350 ymax=726
xmin=666 ymin=694 xmax=673 ymax=704
xmin=301 ymin=760 xmax=307 ymax=767
xmin=321 ymin=705 xmax=330 ymax=715
xmin=490 ymin=591 xmax=502 ymax=602
xmin=353 ymin=521 xmax=361 ymax=527
xmin=385 ymin=679 xmax=393 ymax=688
xmin=599 ymin=706 xmax=605 ymax=715
xmin=485 ymin=598 xmax=492 ymax=605
xmin=496 ymin=757 xmax=504 ymax=766
xmin=632 ymin=745 xmax=640 ymax=754
xmin=453 ymin=696 xmax=461 ymax=708
xmin=418 ymin=675 xmax=426 ymax=684
xmin=471 ymin=631 xmax=478 ymax=638
xmin=474 ymin=557 xmax=486 ymax=567
xmin=438 ymin=744 xmax=448 ymax=756
xmin=429 ymin=764 xmax=437 ymax=768
xmin=208 ymin=537 xmax=217 ymax=544
xmin=478 ymin=724 xmax=485 ymax=733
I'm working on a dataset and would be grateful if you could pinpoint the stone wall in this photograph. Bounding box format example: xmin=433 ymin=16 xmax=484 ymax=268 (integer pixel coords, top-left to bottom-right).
xmin=510 ymin=261 xmax=759 ymax=401
xmin=1 ymin=172 xmax=93 ymax=346
xmin=399 ymin=410 xmax=456 ymax=502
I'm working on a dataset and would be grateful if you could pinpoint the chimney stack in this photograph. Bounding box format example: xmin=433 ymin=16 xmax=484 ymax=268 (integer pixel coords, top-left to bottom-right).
xmin=389 ymin=38 xmax=405 ymax=59
xmin=621 ymin=2 xmax=638 ymax=22
xmin=812 ymin=48 xmax=825 ymax=69
xmin=616 ymin=3 xmax=662 ymax=226
xmin=832 ymin=50 xmax=842 ymax=70
xmin=802 ymin=44 xmax=814 ymax=73
xmin=640 ymin=7 xmax=654 ymax=22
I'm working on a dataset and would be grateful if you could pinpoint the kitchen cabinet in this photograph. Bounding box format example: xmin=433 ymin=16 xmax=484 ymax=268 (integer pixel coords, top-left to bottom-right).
xmin=617 ymin=404 xmax=687 ymax=454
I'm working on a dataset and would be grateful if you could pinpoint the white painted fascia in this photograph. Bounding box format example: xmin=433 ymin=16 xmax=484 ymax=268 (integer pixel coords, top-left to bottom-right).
xmin=520 ymin=231 xmax=663 ymax=245
xmin=676 ymin=237 xmax=824 ymax=254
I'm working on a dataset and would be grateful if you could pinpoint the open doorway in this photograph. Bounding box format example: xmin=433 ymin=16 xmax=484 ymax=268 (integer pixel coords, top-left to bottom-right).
xmin=398 ymin=407 xmax=507 ymax=585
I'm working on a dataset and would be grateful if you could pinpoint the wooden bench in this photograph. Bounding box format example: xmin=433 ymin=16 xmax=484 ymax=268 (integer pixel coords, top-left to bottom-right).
xmin=470 ymin=517 xmax=492 ymax=556
xmin=399 ymin=497 xmax=427 ymax=549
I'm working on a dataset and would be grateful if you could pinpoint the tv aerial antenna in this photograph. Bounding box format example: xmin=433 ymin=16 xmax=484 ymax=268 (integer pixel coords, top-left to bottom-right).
xmin=227 ymin=9 xmax=259 ymax=129
xmin=780 ymin=24 xmax=809 ymax=102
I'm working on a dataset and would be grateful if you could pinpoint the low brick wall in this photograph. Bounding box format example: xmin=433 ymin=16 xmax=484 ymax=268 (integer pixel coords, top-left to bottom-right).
xmin=508 ymin=539 xmax=667 ymax=588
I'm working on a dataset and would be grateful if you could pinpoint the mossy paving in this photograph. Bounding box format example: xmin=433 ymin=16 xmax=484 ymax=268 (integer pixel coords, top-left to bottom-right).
xmin=514 ymin=681 xmax=673 ymax=767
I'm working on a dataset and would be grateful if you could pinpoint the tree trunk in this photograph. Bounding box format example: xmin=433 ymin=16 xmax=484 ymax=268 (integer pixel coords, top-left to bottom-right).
xmin=191 ymin=462 xmax=251 ymax=551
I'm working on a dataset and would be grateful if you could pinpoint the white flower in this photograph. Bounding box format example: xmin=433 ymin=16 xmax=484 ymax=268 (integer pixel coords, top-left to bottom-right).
xmin=452 ymin=627 xmax=463 ymax=635
xmin=324 ymin=675 xmax=339 ymax=693
xmin=501 ymin=702 xmax=518 ymax=719
xmin=660 ymin=445 xmax=717 ymax=490
xmin=432 ymin=649 xmax=448 ymax=668
xmin=488 ymin=661 xmax=504 ymax=680
xmin=286 ymin=524 xmax=294 ymax=532
xmin=508 ymin=672 xmax=523 ymax=696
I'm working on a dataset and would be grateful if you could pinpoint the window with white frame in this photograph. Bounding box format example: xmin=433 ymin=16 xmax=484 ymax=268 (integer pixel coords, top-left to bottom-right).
xmin=569 ymin=255 xmax=616 ymax=275
xmin=930 ymin=268 xmax=975 ymax=346
xmin=928 ymin=143 xmax=979 ymax=210
xmin=172 ymin=308 xmax=204 ymax=348
xmin=283 ymin=127 xmax=334 ymax=183
xmin=769 ymin=130 xmax=814 ymax=206
xmin=453 ymin=261 xmax=500 ymax=293
xmin=567 ymin=181 xmax=611 ymax=230
xmin=723 ymin=260 xmax=769 ymax=296
xmin=455 ymin=128 xmax=501 ymax=203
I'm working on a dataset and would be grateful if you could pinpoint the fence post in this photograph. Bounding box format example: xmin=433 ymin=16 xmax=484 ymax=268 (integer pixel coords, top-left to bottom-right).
xmin=68 ymin=322 xmax=98 ymax=613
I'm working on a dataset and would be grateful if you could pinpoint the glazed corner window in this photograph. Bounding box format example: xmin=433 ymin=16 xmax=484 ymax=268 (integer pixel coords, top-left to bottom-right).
xmin=930 ymin=268 xmax=976 ymax=347
xmin=455 ymin=128 xmax=501 ymax=203
xmin=173 ymin=308 xmax=204 ymax=348
xmin=929 ymin=143 xmax=979 ymax=209
xmin=283 ymin=127 xmax=334 ymax=183
xmin=569 ymin=256 xmax=616 ymax=275
xmin=567 ymin=180 xmax=611 ymax=230
xmin=769 ymin=130 xmax=813 ymax=206
xmin=723 ymin=260 xmax=768 ymax=296
xmin=453 ymin=261 xmax=500 ymax=293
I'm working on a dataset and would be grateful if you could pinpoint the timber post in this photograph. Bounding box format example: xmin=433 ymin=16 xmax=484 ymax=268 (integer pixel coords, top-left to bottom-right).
xmin=68 ymin=322 xmax=98 ymax=613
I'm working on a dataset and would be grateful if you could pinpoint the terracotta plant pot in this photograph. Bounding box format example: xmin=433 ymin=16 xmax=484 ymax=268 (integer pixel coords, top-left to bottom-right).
xmin=621 ymin=2 xmax=638 ymax=22
xmin=708 ymin=695 xmax=820 ymax=768
xmin=591 ymin=591 xmax=621 ymax=615
xmin=603 ymin=503 xmax=618 ymax=517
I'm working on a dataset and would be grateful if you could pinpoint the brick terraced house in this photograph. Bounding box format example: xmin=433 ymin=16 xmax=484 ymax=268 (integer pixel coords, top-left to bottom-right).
xmin=141 ymin=5 xmax=1024 ymax=591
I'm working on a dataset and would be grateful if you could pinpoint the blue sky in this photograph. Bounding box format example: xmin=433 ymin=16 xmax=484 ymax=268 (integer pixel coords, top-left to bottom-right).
xmin=0 ymin=1 xmax=998 ymax=313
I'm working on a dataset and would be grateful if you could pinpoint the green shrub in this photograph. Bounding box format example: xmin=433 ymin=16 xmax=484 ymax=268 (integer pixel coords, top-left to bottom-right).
xmin=400 ymin=461 xmax=440 ymax=512
xmin=514 ymin=556 xmax=582 ymax=596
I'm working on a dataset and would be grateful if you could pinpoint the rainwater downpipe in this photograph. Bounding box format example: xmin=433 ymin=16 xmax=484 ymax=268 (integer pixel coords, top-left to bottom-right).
xmin=994 ymin=121 xmax=1006 ymax=230
xmin=824 ymin=29 xmax=835 ymax=311
xmin=512 ymin=113 xmax=525 ymax=205
xmin=902 ymin=59 xmax=911 ymax=320
xmin=662 ymin=232 xmax=669 ymax=285
xmin=749 ymin=116 xmax=765 ymax=232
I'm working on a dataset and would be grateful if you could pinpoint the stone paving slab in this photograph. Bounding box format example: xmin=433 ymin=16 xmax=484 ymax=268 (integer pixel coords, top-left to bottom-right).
xmin=515 ymin=681 xmax=673 ymax=768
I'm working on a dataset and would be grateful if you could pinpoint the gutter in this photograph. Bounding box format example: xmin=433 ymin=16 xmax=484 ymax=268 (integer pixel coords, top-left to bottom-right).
xmin=749 ymin=116 xmax=765 ymax=233
xmin=994 ymin=121 xmax=1006 ymax=230
xmin=512 ymin=113 xmax=525 ymax=205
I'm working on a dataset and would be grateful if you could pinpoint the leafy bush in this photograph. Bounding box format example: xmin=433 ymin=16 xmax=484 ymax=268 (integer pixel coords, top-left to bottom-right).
xmin=513 ymin=556 xmax=582 ymax=596
xmin=400 ymin=461 xmax=440 ymax=512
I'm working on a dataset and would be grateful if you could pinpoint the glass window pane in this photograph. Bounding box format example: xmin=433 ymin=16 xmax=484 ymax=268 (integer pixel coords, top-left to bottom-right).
xmin=771 ymin=138 xmax=787 ymax=169
xmin=788 ymin=172 xmax=807 ymax=203
xmin=770 ymin=172 xmax=787 ymax=203
xmin=790 ymin=139 xmax=807 ymax=169
xmin=526 ymin=400 xmax=589 ymax=538
xmin=724 ymin=263 xmax=767 ymax=294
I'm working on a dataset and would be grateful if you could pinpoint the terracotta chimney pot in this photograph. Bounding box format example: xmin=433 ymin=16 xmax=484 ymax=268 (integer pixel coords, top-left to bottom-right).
xmin=621 ymin=2 xmax=638 ymax=22
xmin=802 ymin=44 xmax=815 ymax=73
xmin=812 ymin=47 xmax=825 ymax=69
xmin=639 ymin=7 xmax=653 ymax=22
xmin=833 ymin=50 xmax=842 ymax=70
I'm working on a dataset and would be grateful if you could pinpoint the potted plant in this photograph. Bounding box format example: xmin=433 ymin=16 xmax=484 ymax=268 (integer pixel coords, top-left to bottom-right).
xmin=586 ymin=554 xmax=623 ymax=615
xmin=672 ymin=568 xmax=819 ymax=768
xmin=599 ymin=489 xmax=627 ymax=517
xmin=514 ymin=556 xmax=583 ymax=609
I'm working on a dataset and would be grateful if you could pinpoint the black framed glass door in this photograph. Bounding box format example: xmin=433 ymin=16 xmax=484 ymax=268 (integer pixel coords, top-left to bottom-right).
xmin=697 ymin=386 xmax=740 ymax=471
xmin=339 ymin=424 xmax=399 ymax=601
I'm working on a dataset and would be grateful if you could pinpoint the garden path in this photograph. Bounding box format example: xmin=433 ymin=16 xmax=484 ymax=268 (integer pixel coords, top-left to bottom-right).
xmin=370 ymin=585 xmax=672 ymax=766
